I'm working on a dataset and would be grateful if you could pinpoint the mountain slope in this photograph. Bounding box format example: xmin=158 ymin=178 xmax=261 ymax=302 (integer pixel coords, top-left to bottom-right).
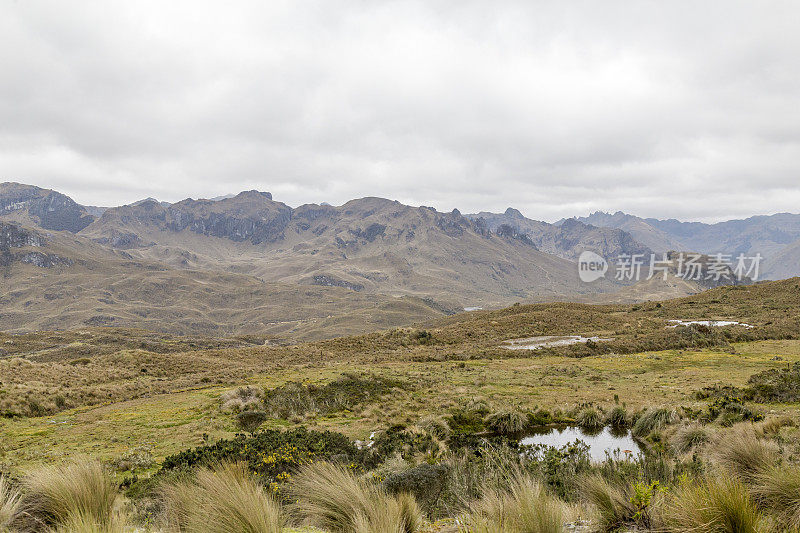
xmin=763 ymin=236 xmax=800 ymax=280
xmin=81 ymin=194 xmax=624 ymax=307
xmin=568 ymin=211 xmax=800 ymax=278
xmin=0 ymin=221 xmax=446 ymax=340
xmin=467 ymin=208 xmax=652 ymax=261
xmin=0 ymin=182 xmax=95 ymax=232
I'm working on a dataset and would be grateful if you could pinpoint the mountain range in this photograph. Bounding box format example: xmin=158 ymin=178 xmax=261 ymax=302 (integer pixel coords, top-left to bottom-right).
xmin=2 ymin=181 xmax=796 ymax=339
xmin=560 ymin=211 xmax=800 ymax=279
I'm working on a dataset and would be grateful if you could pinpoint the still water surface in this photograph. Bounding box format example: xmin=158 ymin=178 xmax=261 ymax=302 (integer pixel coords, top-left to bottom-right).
xmin=520 ymin=425 xmax=642 ymax=462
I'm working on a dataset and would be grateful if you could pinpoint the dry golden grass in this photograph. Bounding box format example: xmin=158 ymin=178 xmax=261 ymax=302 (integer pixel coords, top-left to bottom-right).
xmin=662 ymin=475 xmax=766 ymax=533
xmin=161 ymin=462 xmax=285 ymax=533
xmin=15 ymin=459 xmax=117 ymax=532
xmin=0 ymin=476 xmax=20 ymax=532
xmin=461 ymin=475 xmax=563 ymax=533
xmin=288 ymin=462 xmax=424 ymax=533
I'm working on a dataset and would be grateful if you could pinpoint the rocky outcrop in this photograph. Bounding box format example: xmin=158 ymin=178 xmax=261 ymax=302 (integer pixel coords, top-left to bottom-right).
xmin=90 ymin=190 xmax=292 ymax=246
xmin=466 ymin=209 xmax=650 ymax=261
xmin=311 ymin=275 xmax=365 ymax=291
xmin=0 ymin=182 xmax=94 ymax=232
xmin=0 ymin=222 xmax=72 ymax=268
xmin=1 ymin=222 xmax=44 ymax=249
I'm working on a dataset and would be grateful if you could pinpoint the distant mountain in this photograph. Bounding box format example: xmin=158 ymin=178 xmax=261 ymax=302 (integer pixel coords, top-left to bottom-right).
xmin=0 ymin=182 xmax=95 ymax=232
xmin=558 ymin=211 xmax=685 ymax=252
xmin=6 ymin=181 xmax=784 ymax=340
xmin=466 ymin=208 xmax=652 ymax=262
xmin=763 ymin=236 xmax=800 ymax=280
xmin=0 ymin=219 xmax=447 ymax=340
xmin=564 ymin=211 xmax=800 ymax=278
xmin=81 ymin=193 xmax=622 ymax=306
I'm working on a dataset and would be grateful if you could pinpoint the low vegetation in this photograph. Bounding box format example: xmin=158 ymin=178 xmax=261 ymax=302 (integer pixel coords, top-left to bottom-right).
xmin=3 ymin=280 xmax=800 ymax=531
xmin=161 ymin=462 xmax=285 ymax=533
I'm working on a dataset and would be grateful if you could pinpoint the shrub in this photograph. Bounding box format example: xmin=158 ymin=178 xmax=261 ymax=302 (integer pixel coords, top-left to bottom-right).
xmin=663 ymin=476 xmax=764 ymax=533
xmin=484 ymin=409 xmax=527 ymax=435
xmin=576 ymin=407 xmax=603 ymax=431
xmin=461 ymin=475 xmax=563 ymax=533
xmin=288 ymin=462 xmax=423 ymax=533
xmin=383 ymin=463 xmax=449 ymax=516
xmin=710 ymin=425 xmax=779 ymax=483
xmin=745 ymin=361 xmax=800 ymax=403
xmin=263 ymin=373 xmax=406 ymax=419
xmin=160 ymin=427 xmax=360 ymax=488
xmin=369 ymin=425 xmax=439 ymax=466
xmin=0 ymin=475 xmax=20 ymax=532
xmin=752 ymin=464 xmax=800 ymax=529
xmin=161 ymin=462 xmax=284 ymax=533
xmin=703 ymin=395 xmax=763 ymax=426
xmin=671 ymin=424 xmax=711 ymax=455
xmin=236 ymin=410 xmax=268 ymax=433
xmin=631 ymin=407 xmax=679 ymax=438
xmin=448 ymin=408 xmax=488 ymax=435
xmin=16 ymin=459 xmax=117 ymax=532
xmin=522 ymin=441 xmax=591 ymax=500
xmin=528 ymin=408 xmax=553 ymax=426
xmin=605 ymin=406 xmax=628 ymax=428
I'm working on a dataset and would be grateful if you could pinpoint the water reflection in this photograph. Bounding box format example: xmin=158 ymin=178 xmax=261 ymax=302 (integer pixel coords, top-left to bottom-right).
xmin=520 ymin=425 xmax=642 ymax=462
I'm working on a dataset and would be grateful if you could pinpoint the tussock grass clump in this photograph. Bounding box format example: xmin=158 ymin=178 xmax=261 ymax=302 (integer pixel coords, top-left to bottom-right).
xmin=417 ymin=415 xmax=451 ymax=440
xmin=664 ymin=476 xmax=764 ymax=533
xmin=461 ymin=475 xmax=563 ymax=533
xmin=752 ymin=464 xmax=800 ymax=529
xmin=52 ymin=511 xmax=127 ymax=533
xmin=484 ymin=409 xmax=527 ymax=435
xmin=576 ymin=407 xmax=603 ymax=431
xmin=161 ymin=461 xmax=284 ymax=533
xmin=710 ymin=424 xmax=779 ymax=483
xmin=631 ymin=407 xmax=679 ymax=438
xmin=17 ymin=459 xmax=117 ymax=531
xmin=671 ymin=424 xmax=711 ymax=455
xmin=289 ymin=461 xmax=423 ymax=533
xmin=580 ymin=475 xmax=635 ymax=532
xmin=220 ymin=385 xmax=264 ymax=413
xmin=605 ymin=406 xmax=628 ymax=428
xmin=756 ymin=415 xmax=795 ymax=436
xmin=0 ymin=475 xmax=20 ymax=532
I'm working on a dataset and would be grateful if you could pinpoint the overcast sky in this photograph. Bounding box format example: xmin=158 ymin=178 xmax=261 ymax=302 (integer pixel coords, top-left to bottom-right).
xmin=2 ymin=1 xmax=799 ymax=222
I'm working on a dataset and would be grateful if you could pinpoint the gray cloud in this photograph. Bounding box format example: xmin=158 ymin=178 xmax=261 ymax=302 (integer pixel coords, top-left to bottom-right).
xmin=1 ymin=0 xmax=799 ymax=222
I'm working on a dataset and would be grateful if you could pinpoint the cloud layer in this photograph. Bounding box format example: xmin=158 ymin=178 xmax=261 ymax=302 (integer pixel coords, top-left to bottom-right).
xmin=2 ymin=1 xmax=799 ymax=222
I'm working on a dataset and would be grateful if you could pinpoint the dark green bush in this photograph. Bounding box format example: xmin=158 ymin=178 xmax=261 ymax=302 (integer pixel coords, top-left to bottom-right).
xmin=160 ymin=427 xmax=361 ymax=487
xmin=263 ymin=373 xmax=406 ymax=419
xmin=236 ymin=410 xmax=268 ymax=433
xmin=383 ymin=463 xmax=449 ymax=515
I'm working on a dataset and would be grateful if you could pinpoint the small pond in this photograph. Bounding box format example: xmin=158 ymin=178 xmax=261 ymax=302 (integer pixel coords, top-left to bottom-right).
xmin=666 ymin=319 xmax=753 ymax=328
xmin=502 ymin=335 xmax=612 ymax=351
xmin=520 ymin=425 xmax=642 ymax=462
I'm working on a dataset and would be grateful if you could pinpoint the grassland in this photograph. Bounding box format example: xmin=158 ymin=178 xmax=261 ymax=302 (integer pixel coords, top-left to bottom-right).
xmin=3 ymin=279 xmax=800 ymax=531
xmin=2 ymin=339 xmax=800 ymax=471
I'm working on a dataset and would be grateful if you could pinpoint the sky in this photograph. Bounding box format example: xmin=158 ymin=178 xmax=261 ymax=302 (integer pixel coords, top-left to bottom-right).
xmin=2 ymin=1 xmax=799 ymax=223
